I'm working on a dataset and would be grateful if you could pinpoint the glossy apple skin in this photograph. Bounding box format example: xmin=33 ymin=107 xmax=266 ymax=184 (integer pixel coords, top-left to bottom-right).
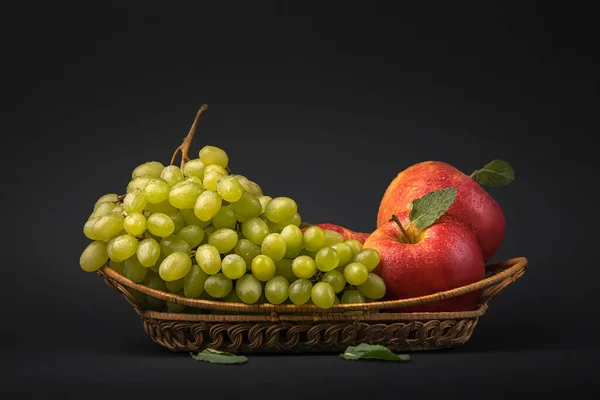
xmin=364 ymin=211 xmax=485 ymax=312
xmin=302 ymin=223 xmax=370 ymax=244
xmin=376 ymin=161 xmax=505 ymax=261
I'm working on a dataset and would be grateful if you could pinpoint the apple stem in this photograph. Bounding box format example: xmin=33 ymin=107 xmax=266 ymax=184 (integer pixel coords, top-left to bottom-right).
xmin=170 ymin=104 xmax=209 ymax=169
xmin=470 ymin=170 xmax=477 ymax=179
xmin=390 ymin=214 xmax=412 ymax=244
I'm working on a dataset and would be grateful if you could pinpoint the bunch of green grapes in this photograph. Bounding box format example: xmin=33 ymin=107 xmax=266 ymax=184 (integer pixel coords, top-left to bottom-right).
xmin=80 ymin=145 xmax=386 ymax=312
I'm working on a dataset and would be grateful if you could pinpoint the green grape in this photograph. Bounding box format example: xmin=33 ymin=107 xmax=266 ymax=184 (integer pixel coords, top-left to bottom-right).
xmin=208 ymin=228 xmax=238 ymax=254
xmin=150 ymin=264 xmax=161 ymax=274
xmin=234 ymin=239 xmax=261 ymax=265
xmin=265 ymin=197 xmax=298 ymax=223
xmin=143 ymin=178 xmax=171 ymax=204
xmin=167 ymin=211 xmax=186 ymax=232
xmin=241 ymin=217 xmax=270 ymax=245
xmin=261 ymin=233 xmax=287 ymax=262
xmin=178 ymin=208 xmax=209 ymax=227
xmin=145 ymin=200 xmax=179 ymax=215
xmin=202 ymin=170 xmax=224 ymax=191
xmin=331 ymin=242 xmax=353 ymax=267
xmin=251 ymin=255 xmax=276 ymax=281
xmin=182 ymin=158 xmax=206 ymax=179
xmin=145 ymin=295 xmax=166 ymax=309
xmin=166 ymin=301 xmax=186 ymax=313
xmin=159 ymin=251 xmax=192 ymax=281
xmin=324 ymin=230 xmax=344 ymax=246
xmin=291 ymin=255 xmax=316 ymax=279
xmin=161 ymin=165 xmax=184 ymax=187
xmin=221 ymin=254 xmax=247 ymax=280
xmin=125 ymin=188 xmax=150 ymax=210
xmin=353 ymin=248 xmax=381 ymax=272
xmin=248 ymin=181 xmax=263 ymax=197
xmin=222 ymin=289 xmax=241 ymax=303
xmin=124 ymin=256 xmax=148 ymax=283
xmin=275 ymin=258 xmax=296 ymax=283
xmin=265 ymin=276 xmax=289 ymax=304
xmin=311 ymin=282 xmax=335 ymax=309
xmin=341 ymin=289 xmax=366 ymax=304
xmin=83 ymin=217 xmax=100 ymax=240
xmin=123 ymin=212 xmax=146 ymax=236
xmin=315 ymin=247 xmax=339 ymax=272
xmin=93 ymin=213 xmax=124 ymax=241
xmin=132 ymin=161 xmax=164 ymax=179
xmin=90 ymin=201 xmax=116 ymax=218
xmin=177 ymin=225 xmax=204 ymax=248
xmin=106 ymin=234 xmax=138 ymax=262
xmin=183 ymin=264 xmax=209 ymax=298
xmin=160 ymin=236 xmax=191 ymax=256
xmin=80 ymin=241 xmax=108 ymax=272
xmin=229 ymin=191 xmax=262 ymax=218
xmin=235 ymin=274 xmax=262 ymax=304
xmin=280 ymin=225 xmax=303 ymax=258
xmin=199 ymin=145 xmax=229 ymax=168
xmin=202 ymin=225 xmax=216 ymax=240
xmin=212 ymin=206 xmax=237 ymax=229
xmin=195 ymin=244 xmax=222 ymax=274
xmin=109 ymin=261 xmax=125 ymax=275
xmin=185 ymin=176 xmax=203 ymax=186
xmin=204 ymin=273 xmax=233 ymax=298
xmin=146 ymin=213 xmax=175 ymax=237
xmin=266 ymin=213 xmax=302 ymax=233
xmin=127 ymin=288 xmax=146 ymax=304
xmin=303 ymin=226 xmax=327 ymax=252
xmin=165 ymin=278 xmax=184 ymax=293
xmin=232 ymin=175 xmax=253 ymax=192
xmin=111 ymin=206 xmax=124 ymax=215
xmin=258 ymin=196 xmax=272 ymax=214
xmin=288 ymin=279 xmax=312 ymax=305
xmin=235 ymin=213 xmax=248 ymax=223
xmin=216 ymin=175 xmax=244 ymax=202
xmin=94 ymin=193 xmax=119 ymax=210
xmin=194 ymin=190 xmax=222 ymax=221
xmin=127 ymin=177 xmax=151 ymax=193
xmin=321 ymin=270 xmax=346 ymax=293
xmin=345 ymin=239 xmax=363 ymax=256
xmin=136 ymin=238 xmax=161 ymax=267
xmin=168 ymin=181 xmax=203 ymax=209
xmin=205 ymin=164 xmax=228 ymax=176
xmin=344 ymin=262 xmax=369 ymax=286
xmin=357 ymin=273 xmax=386 ymax=299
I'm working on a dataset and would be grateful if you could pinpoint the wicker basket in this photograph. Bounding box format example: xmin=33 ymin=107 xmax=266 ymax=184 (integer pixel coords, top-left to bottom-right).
xmin=97 ymin=256 xmax=527 ymax=354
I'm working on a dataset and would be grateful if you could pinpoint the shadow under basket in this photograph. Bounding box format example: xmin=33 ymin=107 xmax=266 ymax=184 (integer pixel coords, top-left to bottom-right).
xmin=98 ymin=257 xmax=527 ymax=354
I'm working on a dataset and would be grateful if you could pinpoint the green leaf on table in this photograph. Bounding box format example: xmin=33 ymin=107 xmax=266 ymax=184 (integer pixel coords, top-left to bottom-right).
xmin=472 ymin=159 xmax=515 ymax=187
xmin=340 ymin=344 xmax=410 ymax=362
xmin=190 ymin=348 xmax=248 ymax=364
xmin=408 ymin=187 xmax=457 ymax=230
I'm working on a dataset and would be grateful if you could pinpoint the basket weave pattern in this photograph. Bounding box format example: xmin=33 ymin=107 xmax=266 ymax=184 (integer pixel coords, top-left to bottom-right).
xmin=99 ymin=257 xmax=527 ymax=353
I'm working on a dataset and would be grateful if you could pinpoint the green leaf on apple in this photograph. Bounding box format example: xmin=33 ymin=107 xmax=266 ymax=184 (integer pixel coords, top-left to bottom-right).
xmin=408 ymin=187 xmax=457 ymax=230
xmin=471 ymin=159 xmax=515 ymax=187
xmin=340 ymin=344 xmax=410 ymax=362
xmin=190 ymin=348 xmax=248 ymax=364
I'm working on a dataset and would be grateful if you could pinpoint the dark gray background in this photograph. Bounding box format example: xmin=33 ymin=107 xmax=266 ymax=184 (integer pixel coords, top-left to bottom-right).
xmin=2 ymin=1 xmax=598 ymax=398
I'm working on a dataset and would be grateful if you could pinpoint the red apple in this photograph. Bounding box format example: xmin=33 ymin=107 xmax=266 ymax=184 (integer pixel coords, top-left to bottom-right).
xmin=302 ymin=223 xmax=371 ymax=244
xmin=364 ymin=211 xmax=485 ymax=312
xmin=376 ymin=161 xmax=505 ymax=261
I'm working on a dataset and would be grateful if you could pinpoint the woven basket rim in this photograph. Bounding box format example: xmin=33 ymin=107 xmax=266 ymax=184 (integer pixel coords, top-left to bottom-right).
xmin=99 ymin=256 xmax=527 ymax=314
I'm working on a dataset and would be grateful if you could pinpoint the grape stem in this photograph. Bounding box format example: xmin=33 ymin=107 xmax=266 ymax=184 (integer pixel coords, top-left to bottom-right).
xmin=170 ymin=104 xmax=209 ymax=169
xmin=390 ymin=214 xmax=412 ymax=244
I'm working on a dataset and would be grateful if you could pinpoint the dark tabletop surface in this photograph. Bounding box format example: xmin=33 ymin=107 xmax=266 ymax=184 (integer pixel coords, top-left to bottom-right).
xmin=2 ymin=1 xmax=598 ymax=398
